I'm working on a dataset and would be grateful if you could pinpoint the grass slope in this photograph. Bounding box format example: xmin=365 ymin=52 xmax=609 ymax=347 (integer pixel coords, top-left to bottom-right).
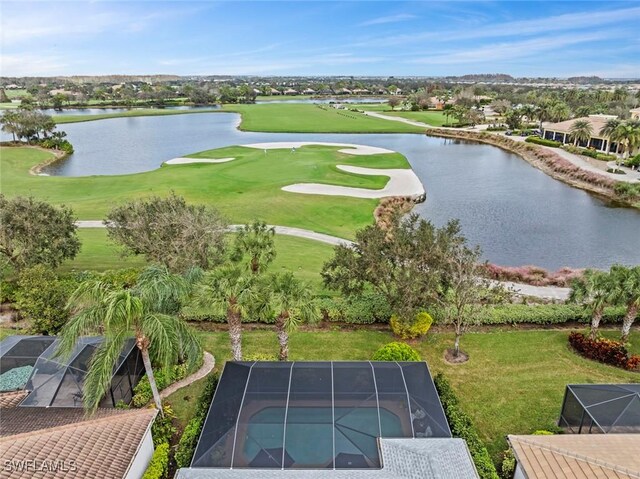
xmin=357 ymin=104 xmax=454 ymax=127
xmin=1 ymin=145 xmax=409 ymax=238
xmin=166 ymin=328 xmax=639 ymax=459
xmin=53 ymin=108 xmax=220 ymax=124
xmin=223 ymin=103 xmax=426 ymax=133
xmin=63 ymin=229 xmax=334 ymax=293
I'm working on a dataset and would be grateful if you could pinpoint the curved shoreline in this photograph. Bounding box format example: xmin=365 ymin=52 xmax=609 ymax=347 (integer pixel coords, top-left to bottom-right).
xmin=424 ymin=129 xmax=639 ymax=210
xmin=0 ymin=143 xmax=71 ymax=176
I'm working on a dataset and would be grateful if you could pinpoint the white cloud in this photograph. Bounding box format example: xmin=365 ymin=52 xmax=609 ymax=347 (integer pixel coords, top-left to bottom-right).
xmin=0 ymin=54 xmax=69 ymax=76
xmin=359 ymin=13 xmax=417 ymax=27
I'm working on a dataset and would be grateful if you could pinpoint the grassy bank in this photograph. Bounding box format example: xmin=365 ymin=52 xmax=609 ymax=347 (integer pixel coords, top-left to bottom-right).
xmin=53 ymin=107 xmax=220 ymax=124
xmin=222 ymin=103 xmax=426 ymax=133
xmin=0 ymin=145 xmax=408 ymax=238
xmin=62 ymin=228 xmax=334 ymax=293
xmin=357 ymin=104 xmax=454 ymax=126
xmin=165 ymin=328 xmax=639 ymax=459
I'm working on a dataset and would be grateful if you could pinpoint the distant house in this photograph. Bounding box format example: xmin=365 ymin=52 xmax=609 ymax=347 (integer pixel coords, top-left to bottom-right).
xmin=336 ymin=88 xmax=352 ymax=95
xmin=631 ymin=107 xmax=640 ymax=120
xmin=542 ymin=114 xmax=620 ymax=153
xmin=0 ymin=403 xmax=157 ymax=479
xmin=284 ymin=88 xmax=299 ymax=95
xmin=509 ymin=434 xmax=640 ymax=479
xmin=352 ymin=88 xmax=370 ymax=95
xmin=5 ymin=84 xmax=20 ymax=89
xmin=48 ymin=89 xmax=76 ymax=96
xmin=269 ymin=88 xmax=282 ymax=95
xmin=302 ymin=88 xmax=316 ymax=94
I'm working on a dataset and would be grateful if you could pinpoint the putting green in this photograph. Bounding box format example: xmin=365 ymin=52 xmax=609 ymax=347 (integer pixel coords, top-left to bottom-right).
xmin=0 ymin=144 xmax=412 ymax=239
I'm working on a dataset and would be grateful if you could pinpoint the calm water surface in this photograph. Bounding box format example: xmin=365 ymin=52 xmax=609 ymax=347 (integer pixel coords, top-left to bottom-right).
xmin=9 ymin=112 xmax=640 ymax=269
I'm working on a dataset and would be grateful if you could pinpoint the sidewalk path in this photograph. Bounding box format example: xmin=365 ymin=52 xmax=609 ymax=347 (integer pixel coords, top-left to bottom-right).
xmin=76 ymin=221 xmax=569 ymax=299
xmin=160 ymin=351 xmax=215 ymax=399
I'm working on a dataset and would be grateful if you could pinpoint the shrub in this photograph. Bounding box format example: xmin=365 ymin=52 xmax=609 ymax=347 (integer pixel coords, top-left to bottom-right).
xmin=390 ymin=311 xmax=433 ymax=339
xmin=141 ymin=442 xmax=169 ymax=479
xmin=243 ymin=353 xmax=278 ymax=361
xmin=14 ymin=265 xmax=77 ymax=335
xmin=434 ymin=373 xmax=500 ymax=479
xmin=614 ymin=182 xmax=640 ymax=201
xmin=151 ymin=405 xmax=177 ymax=446
xmin=500 ymin=449 xmax=515 ymax=479
xmin=482 ymin=263 xmax=584 ymax=287
xmin=316 ymin=292 xmax=392 ymax=324
xmin=175 ymin=373 xmax=219 ymax=468
xmin=132 ymin=364 xmax=189 ymax=407
xmin=0 ymin=279 xmax=17 ymax=304
xmin=569 ymin=332 xmax=640 ymax=370
xmin=525 ymin=136 xmax=561 ymax=147
xmin=462 ymin=304 xmax=625 ymax=326
xmin=372 ymin=342 xmax=421 ymax=361
xmin=625 ymin=154 xmax=640 ymax=168
xmin=532 ymin=430 xmax=554 ymax=435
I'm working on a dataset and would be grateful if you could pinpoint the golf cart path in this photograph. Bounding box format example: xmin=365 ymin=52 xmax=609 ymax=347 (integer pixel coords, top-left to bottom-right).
xmin=160 ymin=351 xmax=215 ymax=399
xmin=75 ymin=221 xmax=569 ymax=300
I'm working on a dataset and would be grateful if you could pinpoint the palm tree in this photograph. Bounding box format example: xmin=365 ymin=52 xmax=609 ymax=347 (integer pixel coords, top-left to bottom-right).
xmin=520 ymin=105 xmax=536 ymax=125
xmin=550 ymin=102 xmax=570 ymax=123
xmin=59 ymin=264 xmax=202 ymax=413
xmin=270 ymin=273 xmax=319 ymax=361
xmin=231 ymin=220 xmax=276 ymax=275
xmin=569 ymin=270 xmax=612 ymax=340
xmin=535 ymin=101 xmax=553 ymax=130
xmin=609 ymin=265 xmax=640 ymax=342
xmin=194 ymin=266 xmax=259 ymax=361
xmin=599 ymin=118 xmax=620 ymax=154
xmin=569 ymin=119 xmax=593 ymax=147
xmin=610 ymin=121 xmax=640 ymax=161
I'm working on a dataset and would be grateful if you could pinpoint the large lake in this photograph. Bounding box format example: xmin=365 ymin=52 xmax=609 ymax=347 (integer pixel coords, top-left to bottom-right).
xmin=10 ymin=112 xmax=640 ymax=269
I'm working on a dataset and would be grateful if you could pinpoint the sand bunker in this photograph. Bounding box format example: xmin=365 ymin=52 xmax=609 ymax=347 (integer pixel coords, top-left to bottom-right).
xmin=283 ymin=165 xmax=424 ymax=199
xmin=242 ymin=141 xmax=395 ymax=156
xmin=165 ymin=157 xmax=236 ymax=165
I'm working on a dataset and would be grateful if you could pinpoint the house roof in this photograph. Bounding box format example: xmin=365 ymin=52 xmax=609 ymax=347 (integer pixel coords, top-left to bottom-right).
xmin=542 ymin=115 xmax=618 ymax=136
xmin=0 ymin=408 xmax=157 ymax=479
xmin=0 ymin=391 xmax=28 ymax=409
xmin=508 ymin=434 xmax=640 ymax=479
xmin=177 ymin=438 xmax=478 ymax=479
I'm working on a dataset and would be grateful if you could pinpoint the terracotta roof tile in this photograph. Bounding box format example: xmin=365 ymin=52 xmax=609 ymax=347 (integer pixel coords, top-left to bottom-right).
xmin=508 ymin=434 xmax=640 ymax=479
xmin=0 ymin=391 xmax=28 ymax=409
xmin=0 ymin=408 xmax=156 ymax=479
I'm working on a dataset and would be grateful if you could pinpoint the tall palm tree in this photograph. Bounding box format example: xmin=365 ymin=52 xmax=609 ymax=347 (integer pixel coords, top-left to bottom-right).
xmin=231 ymin=220 xmax=276 ymax=275
xmin=59 ymin=264 xmax=202 ymax=413
xmin=270 ymin=273 xmax=319 ymax=361
xmin=610 ymin=121 xmax=640 ymax=160
xmin=569 ymin=270 xmax=612 ymax=340
xmin=599 ymin=118 xmax=620 ymax=154
xmin=520 ymin=105 xmax=536 ymax=125
xmin=194 ymin=266 xmax=259 ymax=361
xmin=609 ymin=265 xmax=640 ymax=342
xmin=535 ymin=101 xmax=553 ymax=130
xmin=550 ymin=102 xmax=570 ymax=123
xmin=569 ymin=119 xmax=593 ymax=147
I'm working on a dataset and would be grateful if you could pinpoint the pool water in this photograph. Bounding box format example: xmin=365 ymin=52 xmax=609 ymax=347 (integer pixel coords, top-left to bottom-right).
xmin=242 ymin=406 xmax=403 ymax=468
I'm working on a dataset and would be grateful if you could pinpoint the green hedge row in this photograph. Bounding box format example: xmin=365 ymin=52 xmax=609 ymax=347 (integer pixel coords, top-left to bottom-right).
xmin=428 ymin=303 xmax=625 ymax=326
xmin=132 ymin=364 xmax=189 ymax=407
xmin=434 ymin=373 xmax=499 ymax=479
xmin=525 ymin=136 xmax=561 ymax=147
xmin=142 ymin=443 xmax=169 ymax=479
xmin=174 ymin=373 xmax=219 ymax=468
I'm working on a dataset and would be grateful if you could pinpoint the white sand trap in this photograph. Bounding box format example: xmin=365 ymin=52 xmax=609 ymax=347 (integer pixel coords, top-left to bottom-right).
xmin=165 ymin=157 xmax=236 ymax=165
xmin=283 ymin=165 xmax=425 ymax=199
xmin=242 ymin=142 xmax=395 ymax=156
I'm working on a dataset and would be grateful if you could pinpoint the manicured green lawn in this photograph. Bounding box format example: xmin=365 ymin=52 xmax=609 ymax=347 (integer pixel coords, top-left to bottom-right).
xmin=53 ymin=107 xmax=220 ymax=124
xmin=358 ymin=104 xmax=454 ymax=127
xmin=255 ymin=95 xmax=312 ymax=101
xmin=0 ymin=145 xmax=409 ymax=238
xmin=165 ymin=328 xmax=639 ymax=460
xmin=62 ymin=228 xmax=334 ymax=293
xmin=223 ymin=103 xmax=426 ymax=133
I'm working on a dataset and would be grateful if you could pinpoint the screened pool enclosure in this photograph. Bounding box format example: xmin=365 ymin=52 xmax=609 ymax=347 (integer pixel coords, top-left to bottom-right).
xmin=192 ymin=361 xmax=451 ymax=470
xmin=0 ymin=336 xmax=145 ymax=408
xmin=0 ymin=336 xmax=57 ymax=391
xmin=559 ymin=384 xmax=640 ymax=434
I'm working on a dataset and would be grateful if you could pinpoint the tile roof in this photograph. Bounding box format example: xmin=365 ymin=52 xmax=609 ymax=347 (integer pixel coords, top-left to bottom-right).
xmin=508 ymin=434 xmax=640 ymax=479
xmin=542 ymin=115 xmax=617 ymax=136
xmin=176 ymin=438 xmax=479 ymax=479
xmin=0 ymin=391 xmax=28 ymax=409
xmin=0 ymin=408 xmax=157 ymax=479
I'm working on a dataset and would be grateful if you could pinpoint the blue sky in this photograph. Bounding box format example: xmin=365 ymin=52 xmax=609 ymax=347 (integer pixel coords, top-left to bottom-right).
xmin=2 ymin=1 xmax=639 ymax=78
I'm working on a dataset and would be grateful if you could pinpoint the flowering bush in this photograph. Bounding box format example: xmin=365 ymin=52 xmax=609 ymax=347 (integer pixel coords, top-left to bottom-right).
xmin=568 ymin=332 xmax=640 ymax=370
xmin=482 ymin=263 xmax=584 ymax=287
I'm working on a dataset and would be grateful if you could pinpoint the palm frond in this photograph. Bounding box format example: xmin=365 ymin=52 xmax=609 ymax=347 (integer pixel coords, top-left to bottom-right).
xmin=82 ymin=331 xmax=128 ymax=413
xmin=56 ymin=304 xmax=107 ymax=359
xmin=142 ymin=313 xmax=180 ymax=370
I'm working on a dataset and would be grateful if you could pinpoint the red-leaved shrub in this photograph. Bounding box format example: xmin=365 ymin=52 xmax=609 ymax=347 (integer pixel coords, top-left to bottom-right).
xmin=483 ymin=264 xmax=584 ymax=287
xmin=569 ymin=332 xmax=640 ymax=371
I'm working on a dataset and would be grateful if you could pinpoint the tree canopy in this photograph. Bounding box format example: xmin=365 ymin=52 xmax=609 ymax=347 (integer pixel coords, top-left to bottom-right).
xmin=0 ymin=195 xmax=80 ymax=271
